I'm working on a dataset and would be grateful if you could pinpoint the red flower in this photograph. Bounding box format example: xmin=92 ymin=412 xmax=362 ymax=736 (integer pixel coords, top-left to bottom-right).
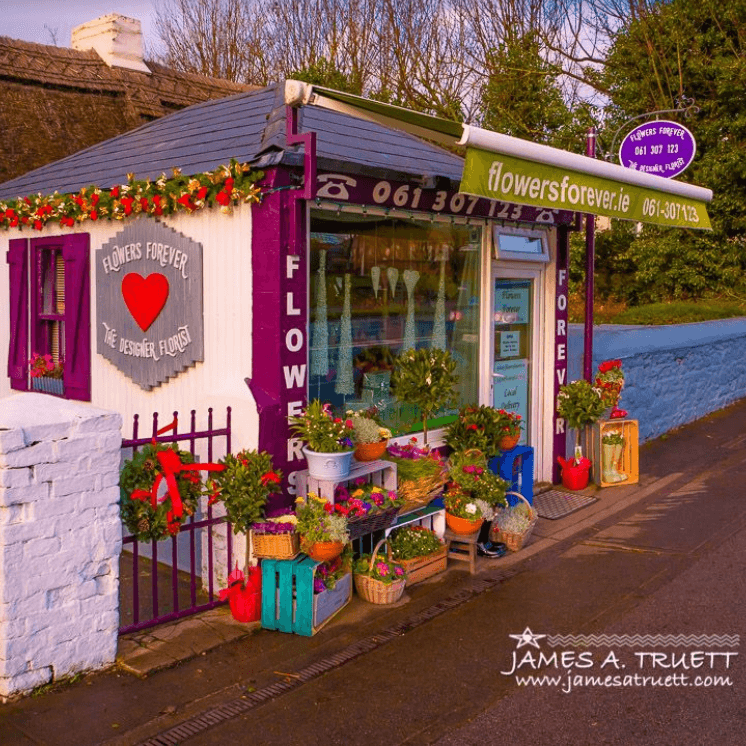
xmin=215 ymin=190 xmax=231 ymax=206
xmin=260 ymin=471 xmax=281 ymax=486
xmin=177 ymin=194 xmax=196 ymax=210
xmin=140 ymin=197 xmax=149 ymax=211
xmin=91 ymin=193 xmax=100 ymax=206
xmin=111 ymin=186 xmax=120 ymax=198
xmin=33 ymin=220 xmax=43 ymax=230
xmin=121 ymin=196 xmax=134 ymax=215
xmin=323 ymin=502 xmax=334 ymax=514
xmin=197 ymin=186 xmax=209 ymax=200
xmin=90 ymin=210 xmax=99 ymax=221
xmin=224 ymin=177 xmax=235 ymax=190
xmin=466 ymin=424 xmax=479 ymax=430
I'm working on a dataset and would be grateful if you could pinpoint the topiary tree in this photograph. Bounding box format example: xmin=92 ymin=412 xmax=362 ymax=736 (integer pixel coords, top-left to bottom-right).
xmin=390 ymin=348 xmax=458 ymax=444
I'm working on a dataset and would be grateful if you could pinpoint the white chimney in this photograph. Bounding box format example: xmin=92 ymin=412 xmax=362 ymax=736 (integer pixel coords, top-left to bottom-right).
xmin=71 ymin=14 xmax=151 ymax=74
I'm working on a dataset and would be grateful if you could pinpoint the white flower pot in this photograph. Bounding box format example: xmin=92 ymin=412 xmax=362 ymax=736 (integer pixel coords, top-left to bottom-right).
xmin=302 ymin=447 xmax=353 ymax=480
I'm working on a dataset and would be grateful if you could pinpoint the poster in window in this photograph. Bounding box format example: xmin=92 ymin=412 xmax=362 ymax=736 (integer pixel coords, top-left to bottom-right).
xmin=493 ymin=359 xmax=528 ymax=443
xmin=95 ymin=218 xmax=204 ymax=390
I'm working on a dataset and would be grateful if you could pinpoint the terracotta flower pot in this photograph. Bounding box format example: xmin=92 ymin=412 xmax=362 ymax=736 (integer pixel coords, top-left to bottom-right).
xmin=445 ymin=512 xmax=483 ymax=535
xmin=354 ymin=440 xmax=387 ymax=462
xmin=498 ymin=433 xmax=520 ymax=451
xmin=306 ymin=541 xmax=345 ymax=562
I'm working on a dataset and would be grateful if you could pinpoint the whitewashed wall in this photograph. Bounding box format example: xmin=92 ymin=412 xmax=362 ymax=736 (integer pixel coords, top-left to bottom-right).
xmin=0 ymin=394 xmax=122 ymax=700
xmin=1 ymin=204 xmax=258 ymax=453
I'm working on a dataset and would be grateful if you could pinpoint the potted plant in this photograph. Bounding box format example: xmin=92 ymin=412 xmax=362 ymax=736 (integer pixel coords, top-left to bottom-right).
xmin=390 ymin=348 xmax=458 ymax=444
xmin=295 ymin=493 xmax=350 ymax=562
xmin=28 ymin=352 xmax=64 ymax=395
xmin=387 ymin=439 xmax=448 ymax=511
xmin=352 ymin=539 xmax=407 ymax=604
xmin=494 ymin=409 xmax=523 ymax=451
xmin=333 ymin=479 xmax=403 ymax=539
xmin=490 ymin=493 xmax=537 ymax=552
xmin=348 ymin=408 xmax=392 ymax=461
xmin=444 ymin=449 xmax=508 ymax=534
xmin=595 ymin=359 xmax=627 ymax=418
xmin=601 ymin=428 xmax=628 ymax=483
xmin=250 ymin=507 xmax=300 ymax=560
xmin=388 ymin=525 xmax=447 ymax=585
xmin=288 ymin=400 xmax=355 ymax=479
xmin=556 ymin=379 xmax=606 ymax=490
xmin=208 ymin=449 xmax=282 ymax=534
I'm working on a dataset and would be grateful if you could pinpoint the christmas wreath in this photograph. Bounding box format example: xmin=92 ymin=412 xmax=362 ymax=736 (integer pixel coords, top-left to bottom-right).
xmin=120 ymin=442 xmax=208 ymax=542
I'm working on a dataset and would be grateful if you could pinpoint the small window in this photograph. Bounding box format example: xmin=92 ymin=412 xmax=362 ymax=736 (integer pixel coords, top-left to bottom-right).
xmin=494 ymin=228 xmax=549 ymax=262
xmin=7 ymin=234 xmax=90 ymax=400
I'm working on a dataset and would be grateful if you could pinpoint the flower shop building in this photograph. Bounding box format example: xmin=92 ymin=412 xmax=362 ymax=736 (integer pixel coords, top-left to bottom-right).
xmin=1 ymin=80 xmax=712 ymax=492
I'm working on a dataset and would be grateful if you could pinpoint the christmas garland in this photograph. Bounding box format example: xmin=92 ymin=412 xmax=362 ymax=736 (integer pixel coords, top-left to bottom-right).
xmin=0 ymin=159 xmax=263 ymax=231
xmin=120 ymin=442 xmax=209 ymax=543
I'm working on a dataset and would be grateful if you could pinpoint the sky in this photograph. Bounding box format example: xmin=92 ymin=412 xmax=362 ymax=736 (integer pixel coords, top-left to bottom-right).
xmin=0 ymin=0 xmax=159 ymax=52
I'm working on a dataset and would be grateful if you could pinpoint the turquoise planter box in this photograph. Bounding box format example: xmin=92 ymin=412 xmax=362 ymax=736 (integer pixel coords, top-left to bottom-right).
xmin=261 ymin=556 xmax=352 ymax=636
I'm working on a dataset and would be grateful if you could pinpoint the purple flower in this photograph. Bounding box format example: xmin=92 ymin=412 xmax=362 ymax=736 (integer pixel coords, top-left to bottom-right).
xmin=314 ymin=578 xmax=326 ymax=593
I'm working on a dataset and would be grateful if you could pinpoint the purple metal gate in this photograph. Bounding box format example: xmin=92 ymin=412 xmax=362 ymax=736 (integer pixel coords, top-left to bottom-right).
xmin=120 ymin=407 xmax=233 ymax=634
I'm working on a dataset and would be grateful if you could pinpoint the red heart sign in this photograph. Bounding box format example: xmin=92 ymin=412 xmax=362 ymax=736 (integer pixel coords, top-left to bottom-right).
xmin=121 ymin=273 xmax=170 ymax=331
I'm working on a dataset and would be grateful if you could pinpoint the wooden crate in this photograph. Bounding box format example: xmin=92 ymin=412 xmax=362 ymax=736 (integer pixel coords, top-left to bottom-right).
xmin=397 ymin=545 xmax=448 ymax=586
xmin=295 ymin=459 xmax=397 ymax=504
xmin=585 ymin=419 xmax=639 ymax=488
xmin=260 ymin=556 xmax=352 ymax=636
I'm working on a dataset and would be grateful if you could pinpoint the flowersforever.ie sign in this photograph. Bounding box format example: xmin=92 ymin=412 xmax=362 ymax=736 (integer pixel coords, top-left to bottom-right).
xmin=460 ymin=148 xmax=711 ymax=230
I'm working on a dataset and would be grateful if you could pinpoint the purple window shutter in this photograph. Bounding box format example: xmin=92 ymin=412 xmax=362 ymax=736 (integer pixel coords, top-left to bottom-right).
xmin=6 ymin=238 xmax=29 ymax=390
xmin=61 ymin=233 xmax=91 ymax=401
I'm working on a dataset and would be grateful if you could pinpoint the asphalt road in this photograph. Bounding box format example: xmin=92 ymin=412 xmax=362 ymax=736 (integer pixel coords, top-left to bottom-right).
xmin=2 ymin=403 xmax=745 ymax=746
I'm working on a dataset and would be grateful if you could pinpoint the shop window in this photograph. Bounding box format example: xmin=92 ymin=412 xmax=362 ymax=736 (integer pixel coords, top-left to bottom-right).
xmin=494 ymin=227 xmax=549 ymax=262
xmin=7 ymin=234 xmax=91 ymax=400
xmin=309 ymin=210 xmax=481 ymax=436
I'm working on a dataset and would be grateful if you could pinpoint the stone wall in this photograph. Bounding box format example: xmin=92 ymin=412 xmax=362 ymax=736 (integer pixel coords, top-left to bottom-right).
xmin=0 ymin=394 xmax=122 ymax=700
xmin=569 ymin=318 xmax=746 ymax=442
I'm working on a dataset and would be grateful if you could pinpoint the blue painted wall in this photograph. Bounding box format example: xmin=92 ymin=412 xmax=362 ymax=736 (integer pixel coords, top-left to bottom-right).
xmin=568 ymin=318 xmax=746 ymax=443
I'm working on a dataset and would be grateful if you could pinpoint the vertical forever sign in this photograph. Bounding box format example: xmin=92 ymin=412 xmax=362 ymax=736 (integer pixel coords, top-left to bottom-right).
xmin=96 ymin=218 xmax=204 ymax=389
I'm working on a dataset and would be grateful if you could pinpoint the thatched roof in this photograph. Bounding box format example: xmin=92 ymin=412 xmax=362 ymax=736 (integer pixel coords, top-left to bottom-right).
xmin=0 ymin=35 xmax=256 ymax=185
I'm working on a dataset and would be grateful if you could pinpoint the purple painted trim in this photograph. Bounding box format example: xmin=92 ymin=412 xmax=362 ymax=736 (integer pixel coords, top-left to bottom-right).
xmin=316 ymin=171 xmax=575 ymax=225
xmin=552 ymin=226 xmax=570 ymax=483
xmin=287 ymin=106 xmax=317 ymax=201
xmin=583 ymin=128 xmax=596 ymax=383
xmin=61 ymin=233 xmax=91 ymax=400
xmin=7 ymin=238 xmax=29 ymax=389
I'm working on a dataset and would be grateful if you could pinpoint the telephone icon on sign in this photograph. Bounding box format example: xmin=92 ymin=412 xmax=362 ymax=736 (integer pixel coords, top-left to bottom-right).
xmin=316 ymin=174 xmax=357 ymax=201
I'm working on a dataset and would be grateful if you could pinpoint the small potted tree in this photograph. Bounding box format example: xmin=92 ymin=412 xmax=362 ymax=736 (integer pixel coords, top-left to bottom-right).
xmin=556 ymin=380 xmax=606 ymax=489
xmin=390 ymin=348 xmax=458 ymax=444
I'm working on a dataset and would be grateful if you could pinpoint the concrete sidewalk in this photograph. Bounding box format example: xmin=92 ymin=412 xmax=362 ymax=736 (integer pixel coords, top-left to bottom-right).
xmin=115 ymin=396 xmax=746 ymax=679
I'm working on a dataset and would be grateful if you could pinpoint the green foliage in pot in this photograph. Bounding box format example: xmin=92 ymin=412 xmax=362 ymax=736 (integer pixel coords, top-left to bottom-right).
xmin=347 ymin=409 xmax=392 ymax=444
xmin=209 ymin=449 xmax=282 ymax=534
xmin=556 ymin=379 xmax=606 ymax=456
xmin=445 ymin=405 xmax=523 ymax=454
xmin=388 ymin=526 xmax=444 ymax=560
xmin=447 ymin=449 xmax=508 ymax=518
xmin=294 ymin=493 xmax=350 ymax=545
xmin=390 ymin=348 xmax=458 ymax=443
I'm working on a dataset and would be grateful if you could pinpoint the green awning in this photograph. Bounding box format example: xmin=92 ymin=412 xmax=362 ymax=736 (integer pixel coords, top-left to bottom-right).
xmin=285 ymin=80 xmax=713 ymax=230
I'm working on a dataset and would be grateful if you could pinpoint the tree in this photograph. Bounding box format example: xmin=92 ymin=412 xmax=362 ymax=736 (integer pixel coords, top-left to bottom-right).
xmin=597 ymin=0 xmax=746 ymax=300
xmin=479 ymin=30 xmax=593 ymax=150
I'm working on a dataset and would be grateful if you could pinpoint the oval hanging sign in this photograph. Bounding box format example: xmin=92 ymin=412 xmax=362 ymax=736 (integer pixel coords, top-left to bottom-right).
xmin=619 ymin=120 xmax=696 ymax=178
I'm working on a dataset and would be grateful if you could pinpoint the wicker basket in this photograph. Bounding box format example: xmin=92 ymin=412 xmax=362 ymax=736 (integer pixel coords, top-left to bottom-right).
xmin=397 ymin=471 xmax=447 ymax=513
xmin=353 ymin=539 xmax=406 ymax=604
xmin=347 ymin=507 xmax=399 ymax=541
xmin=490 ymin=492 xmax=537 ymax=552
xmin=251 ymin=531 xmax=301 ymax=560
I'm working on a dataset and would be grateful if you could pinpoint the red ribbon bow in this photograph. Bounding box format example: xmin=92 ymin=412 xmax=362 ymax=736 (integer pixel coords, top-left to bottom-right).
xmin=130 ymin=424 xmax=225 ymax=532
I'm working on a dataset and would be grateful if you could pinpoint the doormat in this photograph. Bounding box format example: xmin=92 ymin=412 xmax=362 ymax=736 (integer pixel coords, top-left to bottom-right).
xmin=533 ymin=490 xmax=598 ymax=520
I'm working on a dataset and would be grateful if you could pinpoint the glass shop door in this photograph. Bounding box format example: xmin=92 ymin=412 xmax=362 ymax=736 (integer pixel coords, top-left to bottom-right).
xmin=491 ymin=277 xmax=533 ymax=446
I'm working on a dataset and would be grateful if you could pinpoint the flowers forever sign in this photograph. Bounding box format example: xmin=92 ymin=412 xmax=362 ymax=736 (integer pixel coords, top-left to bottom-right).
xmin=96 ymin=218 xmax=204 ymax=389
